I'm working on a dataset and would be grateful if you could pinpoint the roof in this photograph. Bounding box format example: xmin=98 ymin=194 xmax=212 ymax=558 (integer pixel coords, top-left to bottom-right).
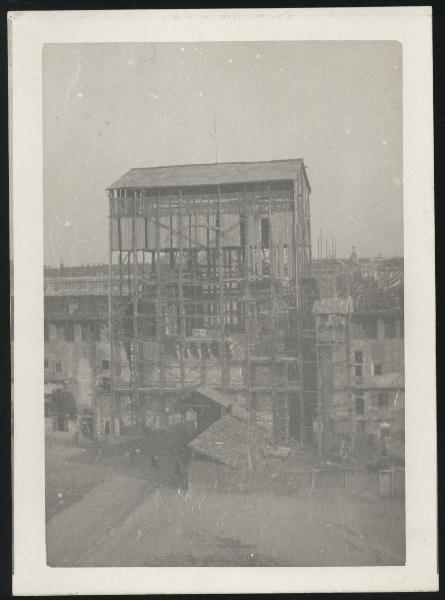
xmin=189 ymin=415 xmax=271 ymax=469
xmin=195 ymin=385 xmax=237 ymax=408
xmin=109 ymin=159 xmax=308 ymax=190
xmin=313 ymin=297 xmax=353 ymax=315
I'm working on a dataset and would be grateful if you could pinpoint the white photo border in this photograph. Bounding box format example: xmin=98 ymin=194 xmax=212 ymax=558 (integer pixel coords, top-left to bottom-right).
xmin=10 ymin=7 xmax=436 ymax=595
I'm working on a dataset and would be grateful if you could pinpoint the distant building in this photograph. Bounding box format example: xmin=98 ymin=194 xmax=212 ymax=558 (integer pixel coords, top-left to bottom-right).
xmin=313 ymin=295 xmax=404 ymax=463
xmin=44 ymin=264 xmax=116 ymax=437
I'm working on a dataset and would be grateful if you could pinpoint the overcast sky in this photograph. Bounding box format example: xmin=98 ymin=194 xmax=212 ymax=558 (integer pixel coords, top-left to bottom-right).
xmin=43 ymin=41 xmax=402 ymax=267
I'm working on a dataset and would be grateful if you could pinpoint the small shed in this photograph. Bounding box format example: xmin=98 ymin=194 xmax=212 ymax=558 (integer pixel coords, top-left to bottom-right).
xmin=188 ymin=415 xmax=274 ymax=492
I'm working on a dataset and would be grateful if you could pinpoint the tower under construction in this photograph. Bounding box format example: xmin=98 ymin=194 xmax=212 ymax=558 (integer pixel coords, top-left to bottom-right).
xmin=107 ymin=159 xmax=316 ymax=444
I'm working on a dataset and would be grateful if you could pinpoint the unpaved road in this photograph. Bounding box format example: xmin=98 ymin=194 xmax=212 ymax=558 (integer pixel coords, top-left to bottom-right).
xmin=47 ymin=471 xmax=405 ymax=567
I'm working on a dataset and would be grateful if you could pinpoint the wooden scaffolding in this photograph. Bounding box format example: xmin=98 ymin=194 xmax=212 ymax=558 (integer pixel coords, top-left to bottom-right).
xmin=107 ymin=160 xmax=314 ymax=444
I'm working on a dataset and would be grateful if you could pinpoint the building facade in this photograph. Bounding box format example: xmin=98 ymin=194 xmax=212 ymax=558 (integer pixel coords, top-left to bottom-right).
xmin=44 ymin=265 xmax=118 ymax=436
xmin=313 ymin=296 xmax=404 ymax=462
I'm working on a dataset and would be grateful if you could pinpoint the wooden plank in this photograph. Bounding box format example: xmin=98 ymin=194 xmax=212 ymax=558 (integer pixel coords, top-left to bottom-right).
xmin=159 ymin=215 xmax=169 ymax=248
xmin=209 ymin=213 xmax=217 ymax=245
xmin=171 ymin=214 xmax=178 ymax=248
xmin=288 ymin=217 xmax=294 ymax=280
xmin=221 ymin=213 xmax=240 ymax=247
xmin=256 ymin=213 xmax=262 ymax=277
xmin=120 ymin=216 xmax=132 ymax=251
xmin=136 ymin=216 xmax=146 ymax=250
xmin=197 ymin=213 xmax=207 ymax=246
xmin=111 ymin=218 xmax=119 ymax=250
xmin=277 ymin=213 xmax=284 ymax=279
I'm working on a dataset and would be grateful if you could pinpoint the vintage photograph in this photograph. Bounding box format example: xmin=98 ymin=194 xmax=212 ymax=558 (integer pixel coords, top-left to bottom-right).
xmin=41 ymin=41 xmax=406 ymax=568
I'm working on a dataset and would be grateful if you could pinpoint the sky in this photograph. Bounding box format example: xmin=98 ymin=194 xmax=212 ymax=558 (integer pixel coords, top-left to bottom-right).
xmin=43 ymin=42 xmax=403 ymax=267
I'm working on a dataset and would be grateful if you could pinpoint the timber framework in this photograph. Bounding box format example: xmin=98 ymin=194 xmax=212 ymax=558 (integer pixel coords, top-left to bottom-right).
xmin=107 ymin=159 xmax=317 ymax=444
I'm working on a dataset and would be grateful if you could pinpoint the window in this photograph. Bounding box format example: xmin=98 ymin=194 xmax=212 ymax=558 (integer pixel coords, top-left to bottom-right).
xmin=240 ymin=215 xmax=246 ymax=247
xmin=288 ymin=361 xmax=299 ymax=382
xmin=363 ymin=317 xmax=378 ymax=339
xmin=55 ymin=362 xmax=62 ymax=373
xmin=355 ymin=395 xmax=365 ymax=416
xmin=82 ymin=322 xmax=101 ymax=342
xmin=283 ymin=246 xmax=289 ymax=276
xmin=374 ymin=363 xmax=382 ymax=375
xmin=65 ymin=322 xmax=75 ymax=342
xmin=355 ymin=364 xmax=363 ymax=377
xmin=56 ymin=415 xmax=68 ymax=432
xmin=378 ymin=392 xmax=389 ymax=408
xmin=274 ymin=363 xmax=286 ymax=378
xmin=354 ymin=351 xmax=363 ymax=363
xmin=357 ymin=420 xmax=366 ymax=433
xmin=261 ymin=218 xmax=270 ymax=249
xmin=101 ymin=359 xmax=110 ymax=371
xmin=44 ymin=358 xmax=49 ymax=369
xmin=170 ymin=215 xmax=174 ymax=247
xmin=384 ymin=317 xmax=396 ymax=338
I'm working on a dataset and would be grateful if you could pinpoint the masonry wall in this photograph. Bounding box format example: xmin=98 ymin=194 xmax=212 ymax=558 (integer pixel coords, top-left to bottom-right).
xmin=316 ymin=311 xmax=404 ymax=453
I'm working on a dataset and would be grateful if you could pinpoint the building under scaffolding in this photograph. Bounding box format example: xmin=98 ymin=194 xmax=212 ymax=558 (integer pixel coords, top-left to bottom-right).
xmin=107 ymin=159 xmax=317 ymax=444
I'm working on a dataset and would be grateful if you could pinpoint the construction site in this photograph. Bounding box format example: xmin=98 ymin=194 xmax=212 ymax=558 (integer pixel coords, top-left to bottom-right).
xmin=106 ymin=159 xmax=316 ymax=446
xmin=43 ymin=159 xmax=405 ymax=567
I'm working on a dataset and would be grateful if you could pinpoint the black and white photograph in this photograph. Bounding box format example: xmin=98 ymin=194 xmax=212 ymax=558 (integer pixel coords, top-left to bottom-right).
xmin=10 ymin=8 xmax=436 ymax=595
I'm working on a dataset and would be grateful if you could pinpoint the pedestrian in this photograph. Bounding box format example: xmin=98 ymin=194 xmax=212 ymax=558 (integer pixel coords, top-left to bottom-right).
xmin=151 ymin=452 xmax=159 ymax=469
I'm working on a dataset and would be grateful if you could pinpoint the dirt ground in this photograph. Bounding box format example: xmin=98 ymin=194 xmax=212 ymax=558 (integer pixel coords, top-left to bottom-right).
xmin=46 ymin=435 xmax=405 ymax=567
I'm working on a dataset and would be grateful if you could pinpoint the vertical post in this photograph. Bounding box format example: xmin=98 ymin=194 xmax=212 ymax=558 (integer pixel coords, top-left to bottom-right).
xmin=108 ymin=190 xmax=115 ymax=435
xmin=116 ymin=190 xmax=123 ymax=296
xmin=293 ymin=174 xmax=305 ymax=444
xmin=307 ymin=185 xmax=312 ymax=270
xmin=268 ymin=184 xmax=281 ymax=443
xmin=243 ymin=185 xmax=253 ymax=427
xmin=192 ymin=201 xmax=197 ymax=333
xmin=131 ymin=191 xmax=139 ymax=430
xmin=315 ymin=315 xmax=322 ymax=459
xmin=193 ymin=197 xmax=199 ymax=335
xmin=155 ymin=192 xmax=165 ymax=425
xmin=217 ymin=185 xmax=226 ymax=390
xmin=345 ymin=302 xmax=353 ymax=448
xmin=178 ymin=189 xmax=185 ymax=395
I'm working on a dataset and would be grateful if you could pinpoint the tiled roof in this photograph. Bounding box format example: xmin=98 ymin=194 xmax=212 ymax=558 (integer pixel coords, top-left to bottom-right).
xmin=189 ymin=415 xmax=271 ymax=469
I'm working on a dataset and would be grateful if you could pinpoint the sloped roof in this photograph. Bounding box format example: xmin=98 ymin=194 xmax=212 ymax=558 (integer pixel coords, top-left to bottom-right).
xmin=195 ymin=385 xmax=238 ymax=408
xmin=109 ymin=159 xmax=306 ymax=190
xmin=189 ymin=415 xmax=271 ymax=469
xmin=313 ymin=297 xmax=353 ymax=315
